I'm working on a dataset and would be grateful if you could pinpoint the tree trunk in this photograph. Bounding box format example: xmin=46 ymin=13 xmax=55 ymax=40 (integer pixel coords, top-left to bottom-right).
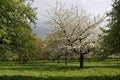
xmin=19 ymin=59 xmax=21 ymax=65
xmin=88 ymin=58 xmax=91 ymax=63
xmin=65 ymin=52 xmax=68 ymax=65
xmin=18 ymin=55 xmax=22 ymax=65
xmin=57 ymin=56 xmax=60 ymax=64
xmin=52 ymin=58 xmax=55 ymax=62
xmin=23 ymin=59 xmax=28 ymax=64
xmin=79 ymin=53 xmax=84 ymax=68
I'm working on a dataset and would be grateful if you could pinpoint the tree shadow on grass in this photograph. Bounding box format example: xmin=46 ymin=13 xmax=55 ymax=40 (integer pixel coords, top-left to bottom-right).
xmin=0 ymin=63 xmax=120 ymax=72
xmin=0 ymin=75 xmax=120 ymax=80
xmin=0 ymin=60 xmax=120 ymax=72
xmin=85 ymin=65 xmax=120 ymax=69
xmin=0 ymin=61 xmax=81 ymax=71
xmin=0 ymin=65 xmax=80 ymax=72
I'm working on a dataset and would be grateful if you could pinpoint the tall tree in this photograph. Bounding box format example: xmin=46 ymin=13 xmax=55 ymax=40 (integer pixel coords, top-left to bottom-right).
xmin=46 ymin=2 xmax=105 ymax=68
xmin=0 ymin=0 xmax=36 ymax=62
xmin=102 ymin=0 xmax=120 ymax=55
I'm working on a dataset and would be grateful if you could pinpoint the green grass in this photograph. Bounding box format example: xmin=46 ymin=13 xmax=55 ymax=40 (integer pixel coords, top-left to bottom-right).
xmin=0 ymin=59 xmax=120 ymax=80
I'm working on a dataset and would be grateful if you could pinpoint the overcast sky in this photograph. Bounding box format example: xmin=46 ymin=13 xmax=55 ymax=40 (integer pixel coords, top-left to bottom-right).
xmin=32 ymin=0 xmax=112 ymax=39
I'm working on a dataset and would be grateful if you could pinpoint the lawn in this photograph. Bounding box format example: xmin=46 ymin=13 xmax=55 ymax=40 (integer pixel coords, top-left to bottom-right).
xmin=0 ymin=59 xmax=120 ymax=80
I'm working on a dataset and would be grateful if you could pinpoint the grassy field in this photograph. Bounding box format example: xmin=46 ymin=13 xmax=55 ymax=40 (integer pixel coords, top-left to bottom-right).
xmin=0 ymin=59 xmax=120 ymax=80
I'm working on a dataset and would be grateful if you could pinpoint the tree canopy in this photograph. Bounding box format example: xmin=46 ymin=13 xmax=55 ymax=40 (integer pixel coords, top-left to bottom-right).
xmin=102 ymin=0 xmax=120 ymax=54
xmin=0 ymin=0 xmax=36 ymax=62
xmin=46 ymin=2 xmax=105 ymax=68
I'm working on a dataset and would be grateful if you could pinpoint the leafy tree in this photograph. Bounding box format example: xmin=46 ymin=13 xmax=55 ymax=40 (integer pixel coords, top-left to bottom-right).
xmin=0 ymin=0 xmax=36 ymax=63
xmin=45 ymin=33 xmax=66 ymax=64
xmin=34 ymin=36 xmax=48 ymax=60
xmin=46 ymin=2 xmax=105 ymax=68
xmin=11 ymin=24 xmax=35 ymax=64
xmin=102 ymin=0 xmax=120 ymax=55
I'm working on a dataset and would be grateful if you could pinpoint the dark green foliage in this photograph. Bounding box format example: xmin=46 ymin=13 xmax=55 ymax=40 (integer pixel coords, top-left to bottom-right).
xmin=102 ymin=0 xmax=120 ymax=54
xmin=0 ymin=0 xmax=36 ymax=61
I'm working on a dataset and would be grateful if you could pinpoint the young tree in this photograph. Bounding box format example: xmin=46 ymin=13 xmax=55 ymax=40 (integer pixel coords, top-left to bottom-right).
xmin=45 ymin=33 xmax=64 ymax=63
xmin=46 ymin=2 xmax=105 ymax=68
xmin=102 ymin=0 xmax=120 ymax=55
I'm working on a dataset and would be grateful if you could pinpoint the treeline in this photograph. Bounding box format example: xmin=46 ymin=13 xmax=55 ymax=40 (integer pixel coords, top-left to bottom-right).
xmin=0 ymin=0 xmax=120 ymax=68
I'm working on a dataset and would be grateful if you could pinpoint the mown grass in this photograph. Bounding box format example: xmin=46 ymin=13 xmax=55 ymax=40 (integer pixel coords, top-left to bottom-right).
xmin=0 ymin=59 xmax=120 ymax=80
